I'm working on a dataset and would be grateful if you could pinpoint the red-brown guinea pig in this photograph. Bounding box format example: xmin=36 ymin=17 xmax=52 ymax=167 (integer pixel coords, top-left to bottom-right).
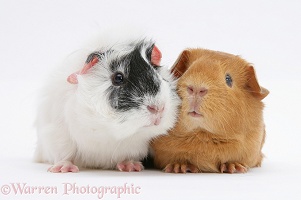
xmin=151 ymin=48 xmax=269 ymax=173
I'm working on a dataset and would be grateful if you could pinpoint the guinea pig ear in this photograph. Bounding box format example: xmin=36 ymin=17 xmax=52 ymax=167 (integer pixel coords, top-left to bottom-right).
xmin=171 ymin=50 xmax=191 ymax=79
xmin=67 ymin=53 xmax=99 ymax=84
xmin=151 ymin=45 xmax=162 ymax=66
xmin=246 ymin=66 xmax=269 ymax=100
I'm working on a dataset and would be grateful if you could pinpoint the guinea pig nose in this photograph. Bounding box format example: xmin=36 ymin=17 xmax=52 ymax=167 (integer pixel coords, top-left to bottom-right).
xmin=147 ymin=105 xmax=165 ymax=114
xmin=187 ymin=86 xmax=208 ymax=97
xmin=187 ymin=86 xmax=194 ymax=95
xmin=199 ymin=87 xmax=208 ymax=97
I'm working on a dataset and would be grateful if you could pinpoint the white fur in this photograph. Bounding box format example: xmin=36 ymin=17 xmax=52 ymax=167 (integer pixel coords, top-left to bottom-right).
xmin=34 ymin=33 xmax=179 ymax=170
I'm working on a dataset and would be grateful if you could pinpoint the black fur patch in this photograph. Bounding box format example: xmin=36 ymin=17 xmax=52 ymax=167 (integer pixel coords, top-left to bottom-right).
xmin=141 ymin=155 xmax=155 ymax=169
xmin=108 ymin=43 xmax=160 ymax=111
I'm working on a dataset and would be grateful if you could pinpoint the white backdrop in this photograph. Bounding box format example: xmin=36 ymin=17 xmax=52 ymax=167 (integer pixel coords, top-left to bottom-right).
xmin=0 ymin=0 xmax=300 ymax=199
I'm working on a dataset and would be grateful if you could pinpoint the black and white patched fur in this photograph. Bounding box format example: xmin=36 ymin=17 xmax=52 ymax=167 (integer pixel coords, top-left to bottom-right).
xmin=34 ymin=35 xmax=179 ymax=172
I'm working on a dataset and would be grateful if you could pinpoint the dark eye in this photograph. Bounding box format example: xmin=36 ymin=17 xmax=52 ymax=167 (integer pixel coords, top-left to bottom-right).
xmin=112 ymin=72 xmax=125 ymax=86
xmin=225 ymin=74 xmax=233 ymax=87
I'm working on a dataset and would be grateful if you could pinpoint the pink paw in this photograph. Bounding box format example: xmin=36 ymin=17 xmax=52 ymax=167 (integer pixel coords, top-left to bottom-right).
xmin=48 ymin=161 xmax=79 ymax=173
xmin=220 ymin=162 xmax=248 ymax=173
xmin=116 ymin=161 xmax=144 ymax=172
xmin=164 ymin=163 xmax=199 ymax=173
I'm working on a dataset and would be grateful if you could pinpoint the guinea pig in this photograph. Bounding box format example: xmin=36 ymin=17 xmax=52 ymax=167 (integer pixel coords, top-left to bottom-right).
xmin=34 ymin=35 xmax=179 ymax=173
xmin=151 ymin=48 xmax=269 ymax=173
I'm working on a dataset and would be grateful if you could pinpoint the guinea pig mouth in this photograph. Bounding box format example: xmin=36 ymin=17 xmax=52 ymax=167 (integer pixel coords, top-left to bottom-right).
xmin=188 ymin=111 xmax=203 ymax=118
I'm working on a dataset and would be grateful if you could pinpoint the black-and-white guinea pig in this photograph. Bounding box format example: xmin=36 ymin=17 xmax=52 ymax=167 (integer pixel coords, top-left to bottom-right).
xmin=34 ymin=34 xmax=179 ymax=172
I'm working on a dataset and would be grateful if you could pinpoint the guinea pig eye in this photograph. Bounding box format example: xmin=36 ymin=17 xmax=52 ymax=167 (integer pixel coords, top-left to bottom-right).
xmin=225 ymin=74 xmax=233 ymax=87
xmin=112 ymin=72 xmax=125 ymax=86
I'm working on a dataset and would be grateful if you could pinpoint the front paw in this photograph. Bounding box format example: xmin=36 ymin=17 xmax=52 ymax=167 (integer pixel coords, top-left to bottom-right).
xmin=164 ymin=163 xmax=199 ymax=173
xmin=220 ymin=162 xmax=248 ymax=173
xmin=116 ymin=161 xmax=144 ymax=172
xmin=48 ymin=161 xmax=79 ymax=173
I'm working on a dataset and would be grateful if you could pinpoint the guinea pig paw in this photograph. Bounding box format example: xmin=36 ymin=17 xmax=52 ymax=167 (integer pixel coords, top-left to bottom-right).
xmin=47 ymin=161 xmax=79 ymax=173
xmin=116 ymin=161 xmax=144 ymax=172
xmin=164 ymin=163 xmax=199 ymax=173
xmin=220 ymin=162 xmax=248 ymax=174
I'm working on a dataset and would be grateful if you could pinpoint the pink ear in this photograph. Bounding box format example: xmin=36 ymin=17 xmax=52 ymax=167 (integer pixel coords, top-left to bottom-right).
xmin=67 ymin=56 xmax=99 ymax=84
xmin=151 ymin=45 xmax=162 ymax=66
xmin=67 ymin=70 xmax=80 ymax=84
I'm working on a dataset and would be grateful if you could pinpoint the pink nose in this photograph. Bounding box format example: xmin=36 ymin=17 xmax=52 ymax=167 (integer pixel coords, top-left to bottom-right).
xmin=147 ymin=105 xmax=164 ymax=114
xmin=187 ymin=86 xmax=208 ymax=97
